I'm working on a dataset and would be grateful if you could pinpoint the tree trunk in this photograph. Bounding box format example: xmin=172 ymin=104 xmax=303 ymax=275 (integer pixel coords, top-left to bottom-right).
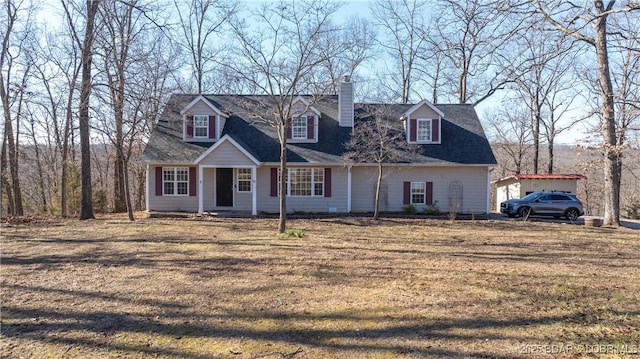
xmin=122 ymin=155 xmax=134 ymax=221
xmin=30 ymin=118 xmax=48 ymax=213
xmin=1 ymin=133 xmax=15 ymax=216
xmin=113 ymin=146 xmax=126 ymax=212
xmin=0 ymin=80 xmax=23 ymax=216
xmin=79 ymin=0 xmax=100 ymax=220
xmin=547 ymin=135 xmax=554 ymax=174
xmin=532 ymin=109 xmax=540 ymax=174
xmin=594 ymin=8 xmax=620 ymax=226
xmin=373 ymin=162 xmax=383 ymax=220
xmin=278 ymin=136 xmax=287 ymax=234
xmin=61 ymin=85 xmax=74 ymax=217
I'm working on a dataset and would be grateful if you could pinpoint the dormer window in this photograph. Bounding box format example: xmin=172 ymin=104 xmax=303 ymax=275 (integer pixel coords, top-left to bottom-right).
xmin=292 ymin=116 xmax=308 ymax=139
xmin=180 ymin=95 xmax=229 ymax=142
xmin=286 ymin=114 xmax=317 ymax=142
xmin=404 ymin=100 xmax=443 ymax=144
xmin=194 ymin=115 xmax=209 ymax=137
xmin=185 ymin=114 xmax=217 ymax=141
xmin=417 ymin=119 xmax=432 ymax=142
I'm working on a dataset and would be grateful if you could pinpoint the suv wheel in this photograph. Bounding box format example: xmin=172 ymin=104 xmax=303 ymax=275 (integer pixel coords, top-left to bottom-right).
xmin=565 ymin=208 xmax=579 ymax=221
xmin=518 ymin=207 xmax=531 ymax=218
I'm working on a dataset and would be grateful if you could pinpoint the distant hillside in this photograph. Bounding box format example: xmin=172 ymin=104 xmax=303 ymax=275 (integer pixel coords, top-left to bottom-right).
xmin=490 ymin=143 xmax=640 ymax=219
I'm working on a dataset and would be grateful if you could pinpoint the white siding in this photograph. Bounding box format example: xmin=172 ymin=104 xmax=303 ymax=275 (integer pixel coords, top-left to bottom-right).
xmin=201 ymin=168 xmax=253 ymax=211
xmin=351 ymin=166 xmax=491 ymax=213
xmin=148 ymin=165 xmax=198 ymax=212
xmin=495 ymin=179 xmax=520 ymax=211
xmin=256 ymin=166 xmax=349 ymax=213
xmin=198 ymin=141 xmax=256 ymax=167
xmin=411 ymin=104 xmax=439 ymax=119
xmin=188 ymin=99 xmax=215 ymax=114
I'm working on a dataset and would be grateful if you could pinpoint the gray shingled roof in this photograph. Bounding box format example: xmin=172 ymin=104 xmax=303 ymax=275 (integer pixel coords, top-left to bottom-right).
xmin=142 ymin=94 xmax=497 ymax=165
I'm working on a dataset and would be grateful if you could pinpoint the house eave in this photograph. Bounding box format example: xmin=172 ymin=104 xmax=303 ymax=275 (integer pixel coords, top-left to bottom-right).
xmin=180 ymin=95 xmax=229 ymax=117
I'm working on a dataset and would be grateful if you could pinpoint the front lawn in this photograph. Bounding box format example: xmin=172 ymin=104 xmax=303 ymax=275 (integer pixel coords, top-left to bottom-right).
xmin=1 ymin=216 xmax=638 ymax=358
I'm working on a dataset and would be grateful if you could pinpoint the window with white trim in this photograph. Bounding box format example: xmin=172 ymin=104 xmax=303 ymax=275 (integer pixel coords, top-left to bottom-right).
xmin=281 ymin=168 xmax=323 ymax=196
xmin=237 ymin=168 xmax=252 ymax=192
xmin=163 ymin=167 xmax=189 ymax=195
xmin=417 ymin=119 xmax=431 ymax=142
xmin=292 ymin=116 xmax=308 ymax=139
xmin=411 ymin=182 xmax=426 ymax=204
xmin=194 ymin=115 xmax=209 ymax=137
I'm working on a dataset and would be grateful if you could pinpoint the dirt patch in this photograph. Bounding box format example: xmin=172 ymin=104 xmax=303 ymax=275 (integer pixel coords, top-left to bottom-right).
xmin=2 ymin=216 xmax=639 ymax=358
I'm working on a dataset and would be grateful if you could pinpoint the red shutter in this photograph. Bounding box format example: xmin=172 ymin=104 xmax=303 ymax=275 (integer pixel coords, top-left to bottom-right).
xmin=432 ymin=118 xmax=440 ymax=142
xmin=186 ymin=115 xmax=193 ymax=138
xmin=409 ymin=119 xmax=417 ymax=142
xmin=286 ymin=118 xmax=292 ymax=139
xmin=155 ymin=167 xmax=163 ymax=196
xmin=426 ymin=181 xmax=433 ymax=205
xmin=209 ymin=115 xmax=216 ymax=139
xmin=307 ymin=116 xmax=315 ymax=140
xmin=270 ymin=168 xmax=278 ymax=196
xmin=324 ymin=168 xmax=331 ymax=197
xmin=403 ymin=181 xmax=411 ymax=204
xmin=189 ymin=167 xmax=197 ymax=196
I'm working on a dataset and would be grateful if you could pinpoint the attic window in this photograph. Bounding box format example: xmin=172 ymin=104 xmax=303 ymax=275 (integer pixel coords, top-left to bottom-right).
xmin=417 ymin=119 xmax=431 ymax=142
xmin=194 ymin=115 xmax=209 ymax=137
xmin=292 ymin=116 xmax=308 ymax=139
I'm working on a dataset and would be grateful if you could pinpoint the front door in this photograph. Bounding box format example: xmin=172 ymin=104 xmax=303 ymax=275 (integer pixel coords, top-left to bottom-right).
xmin=216 ymin=168 xmax=233 ymax=207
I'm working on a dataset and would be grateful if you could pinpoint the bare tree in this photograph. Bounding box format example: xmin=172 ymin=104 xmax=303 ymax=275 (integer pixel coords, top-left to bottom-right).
xmin=434 ymin=0 xmax=519 ymax=105
xmin=509 ymin=25 xmax=583 ymax=173
xmin=536 ymin=0 xmax=640 ymax=226
xmin=344 ymin=105 xmax=417 ymax=220
xmin=227 ymin=0 xmax=345 ymax=233
xmin=484 ymin=103 xmax=533 ymax=176
xmin=318 ymin=16 xmax=376 ymax=95
xmin=370 ymin=0 xmax=427 ymax=104
xmin=173 ymin=0 xmax=236 ymax=94
xmin=1 ymin=0 xmax=36 ymax=216
xmin=78 ymin=0 xmax=101 ymax=220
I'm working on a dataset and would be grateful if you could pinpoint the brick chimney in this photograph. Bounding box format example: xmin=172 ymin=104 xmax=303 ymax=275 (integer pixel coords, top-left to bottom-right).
xmin=338 ymin=75 xmax=354 ymax=128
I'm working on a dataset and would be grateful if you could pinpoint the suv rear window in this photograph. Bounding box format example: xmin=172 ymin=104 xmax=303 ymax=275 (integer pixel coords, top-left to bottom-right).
xmin=551 ymin=194 xmax=570 ymax=200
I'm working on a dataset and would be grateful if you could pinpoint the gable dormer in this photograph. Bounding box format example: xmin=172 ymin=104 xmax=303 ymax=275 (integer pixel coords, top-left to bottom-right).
xmin=180 ymin=95 xmax=228 ymax=142
xmin=403 ymin=100 xmax=442 ymax=144
xmin=285 ymin=96 xmax=321 ymax=143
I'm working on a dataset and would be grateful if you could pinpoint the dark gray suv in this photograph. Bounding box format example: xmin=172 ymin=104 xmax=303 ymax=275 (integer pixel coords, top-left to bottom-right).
xmin=500 ymin=191 xmax=584 ymax=221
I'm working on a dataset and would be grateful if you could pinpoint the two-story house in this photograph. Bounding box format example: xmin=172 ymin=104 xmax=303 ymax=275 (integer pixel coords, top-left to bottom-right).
xmin=141 ymin=78 xmax=497 ymax=215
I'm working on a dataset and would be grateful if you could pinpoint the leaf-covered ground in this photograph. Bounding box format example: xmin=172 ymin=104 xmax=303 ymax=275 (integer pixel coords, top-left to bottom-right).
xmin=1 ymin=216 xmax=639 ymax=358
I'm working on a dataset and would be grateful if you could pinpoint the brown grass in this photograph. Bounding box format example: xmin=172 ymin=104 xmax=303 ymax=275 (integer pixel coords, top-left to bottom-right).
xmin=1 ymin=215 xmax=639 ymax=358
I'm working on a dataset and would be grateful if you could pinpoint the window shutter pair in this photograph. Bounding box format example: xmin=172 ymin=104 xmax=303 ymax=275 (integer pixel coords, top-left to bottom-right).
xmin=285 ymin=116 xmax=315 ymax=140
xmin=186 ymin=115 xmax=216 ymax=139
xmin=154 ymin=167 xmax=196 ymax=196
xmin=409 ymin=118 xmax=440 ymax=142
xmin=403 ymin=181 xmax=434 ymax=205
xmin=269 ymin=167 xmax=331 ymax=197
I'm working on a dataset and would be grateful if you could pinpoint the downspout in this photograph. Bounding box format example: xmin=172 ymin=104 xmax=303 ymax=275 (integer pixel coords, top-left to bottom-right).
xmin=145 ymin=163 xmax=150 ymax=211
xmin=198 ymin=166 xmax=204 ymax=215
xmin=347 ymin=164 xmax=352 ymax=213
xmin=486 ymin=167 xmax=492 ymax=214
xmin=252 ymin=166 xmax=257 ymax=216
